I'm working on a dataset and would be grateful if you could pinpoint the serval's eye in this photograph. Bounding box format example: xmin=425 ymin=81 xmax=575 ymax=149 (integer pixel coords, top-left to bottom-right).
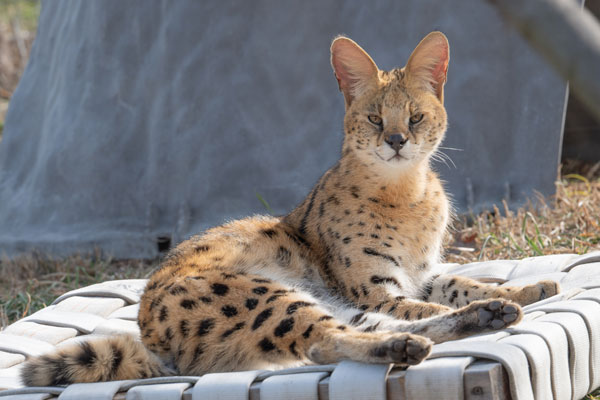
xmin=368 ymin=115 xmax=383 ymax=126
xmin=409 ymin=113 xmax=424 ymax=125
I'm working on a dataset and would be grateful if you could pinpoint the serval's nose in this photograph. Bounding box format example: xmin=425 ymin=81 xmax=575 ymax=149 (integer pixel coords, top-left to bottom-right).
xmin=385 ymin=134 xmax=408 ymax=152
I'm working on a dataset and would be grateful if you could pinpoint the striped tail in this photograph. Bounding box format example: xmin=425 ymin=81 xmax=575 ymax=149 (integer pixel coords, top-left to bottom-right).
xmin=20 ymin=335 xmax=173 ymax=386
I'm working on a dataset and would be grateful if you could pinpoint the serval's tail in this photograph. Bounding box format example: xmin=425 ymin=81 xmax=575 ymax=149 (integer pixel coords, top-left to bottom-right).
xmin=20 ymin=334 xmax=172 ymax=386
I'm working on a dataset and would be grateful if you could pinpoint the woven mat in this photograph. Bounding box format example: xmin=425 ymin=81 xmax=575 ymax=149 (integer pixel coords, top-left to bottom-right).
xmin=1 ymin=252 xmax=600 ymax=400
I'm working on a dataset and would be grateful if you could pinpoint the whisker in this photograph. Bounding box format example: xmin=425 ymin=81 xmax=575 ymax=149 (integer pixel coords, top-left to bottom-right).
xmin=436 ymin=150 xmax=457 ymax=169
xmin=429 ymin=152 xmax=451 ymax=169
xmin=438 ymin=146 xmax=463 ymax=152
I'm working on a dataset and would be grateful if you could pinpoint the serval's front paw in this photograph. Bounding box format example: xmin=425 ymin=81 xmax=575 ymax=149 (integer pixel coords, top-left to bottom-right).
xmin=372 ymin=333 xmax=433 ymax=366
xmin=506 ymin=280 xmax=561 ymax=306
xmin=461 ymin=299 xmax=523 ymax=333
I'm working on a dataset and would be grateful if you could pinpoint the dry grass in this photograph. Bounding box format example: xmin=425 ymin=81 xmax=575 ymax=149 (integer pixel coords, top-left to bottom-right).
xmin=0 ymin=253 xmax=158 ymax=329
xmin=446 ymin=160 xmax=600 ymax=264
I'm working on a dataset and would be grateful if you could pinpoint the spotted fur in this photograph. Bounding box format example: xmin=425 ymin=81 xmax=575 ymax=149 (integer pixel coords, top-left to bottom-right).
xmin=21 ymin=32 xmax=559 ymax=386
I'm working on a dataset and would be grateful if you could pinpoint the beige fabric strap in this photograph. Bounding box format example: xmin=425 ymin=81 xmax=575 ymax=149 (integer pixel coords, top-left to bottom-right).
xmin=443 ymin=260 xmax=518 ymax=283
xmin=499 ymin=334 xmax=552 ymax=400
xmin=192 ymin=370 xmax=264 ymax=400
xmin=260 ymin=372 xmax=328 ymax=400
xmin=58 ymin=380 xmax=131 ymax=400
xmin=529 ymin=300 xmax=600 ymax=394
xmin=430 ymin=341 xmax=534 ymax=400
xmin=125 ymin=382 xmax=191 ymax=400
xmin=24 ymin=309 xmax=105 ymax=334
xmin=0 ymin=334 xmax=55 ymax=358
xmin=537 ymin=312 xmax=590 ymax=400
xmin=0 ymin=394 xmax=54 ymax=399
xmin=561 ymin=251 xmax=600 ymax=272
xmin=404 ymin=356 xmax=474 ymax=399
xmin=507 ymin=320 xmax=571 ymax=400
xmin=328 ymin=361 xmax=392 ymax=400
xmin=51 ymin=279 xmax=147 ymax=305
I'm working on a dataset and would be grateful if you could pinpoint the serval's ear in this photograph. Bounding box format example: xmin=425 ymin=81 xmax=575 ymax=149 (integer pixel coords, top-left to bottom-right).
xmin=331 ymin=36 xmax=379 ymax=108
xmin=405 ymin=32 xmax=449 ymax=103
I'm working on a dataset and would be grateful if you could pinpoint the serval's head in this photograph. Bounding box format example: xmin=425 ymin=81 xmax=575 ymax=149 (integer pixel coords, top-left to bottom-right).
xmin=331 ymin=32 xmax=449 ymax=177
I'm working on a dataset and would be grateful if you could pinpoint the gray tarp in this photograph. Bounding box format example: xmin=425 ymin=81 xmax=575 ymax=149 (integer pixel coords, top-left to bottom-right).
xmin=0 ymin=1 xmax=568 ymax=258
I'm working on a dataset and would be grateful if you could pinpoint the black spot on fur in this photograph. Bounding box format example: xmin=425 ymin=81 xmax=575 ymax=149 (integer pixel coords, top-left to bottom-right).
xmin=274 ymin=318 xmax=295 ymax=337
xmin=245 ymin=298 xmax=259 ymax=310
xmin=363 ymin=247 xmax=399 ymax=267
xmin=165 ymin=327 xmax=174 ymax=340
xmin=318 ymin=315 xmax=333 ymax=321
xmin=350 ymin=313 xmax=364 ymax=325
xmin=258 ymin=337 xmax=276 ymax=352
xmin=261 ymin=229 xmax=278 ymax=238
xmin=447 ymin=279 xmax=456 ymax=288
xmin=277 ymin=246 xmax=292 ymax=267
xmin=192 ymin=344 xmax=204 ymax=362
xmin=363 ymin=322 xmax=380 ymax=332
xmin=197 ymin=318 xmax=215 ymax=336
xmin=285 ymin=230 xmax=310 ymax=248
xmin=370 ymin=275 xmax=403 ymax=290
xmin=221 ymin=305 xmax=238 ymax=317
xmin=169 ymin=285 xmax=187 ymax=295
xmin=289 ymin=341 xmax=299 ymax=357
xmin=159 ymin=306 xmax=168 ymax=322
xmin=287 ymin=301 xmax=314 ymax=314
xmin=211 ymin=283 xmax=229 ymax=296
xmin=253 ymin=286 xmax=269 ymax=295
xmin=180 ymin=320 xmax=190 ymax=337
xmin=449 ymin=290 xmax=458 ymax=304
xmin=221 ymin=322 xmax=246 ymax=338
xmin=373 ymin=301 xmax=388 ymax=312
xmin=221 ymin=273 xmax=236 ymax=279
xmin=350 ymin=287 xmax=360 ymax=298
xmin=180 ymin=299 xmax=197 ymax=309
xmin=302 ymin=324 xmax=314 ymax=339
xmin=252 ymin=278 xmax=271 ymax=283
xmin=252 ymin=308 xmax=274 ymax=330
xmin=199 ymin=296 xmax=212 ymax=304
xmin=299 ymin=187 xmax=319 ymax=236
xmin=149 ymin=295 xmax=164 ymax=311
xmin=361 ymin=284 xmax=370 ymax=296
xmin=266 ymin=294 xmax=285 ymax=303
xmin=195 ymin=245 xmax=210 ymax=252
xmin=421 ymin=276 xmax=438 ymax=300
xmin=77 ymin=342 xmax=96 ymax=367
xmin=110 ymin=344 xmax=123 ymax=378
